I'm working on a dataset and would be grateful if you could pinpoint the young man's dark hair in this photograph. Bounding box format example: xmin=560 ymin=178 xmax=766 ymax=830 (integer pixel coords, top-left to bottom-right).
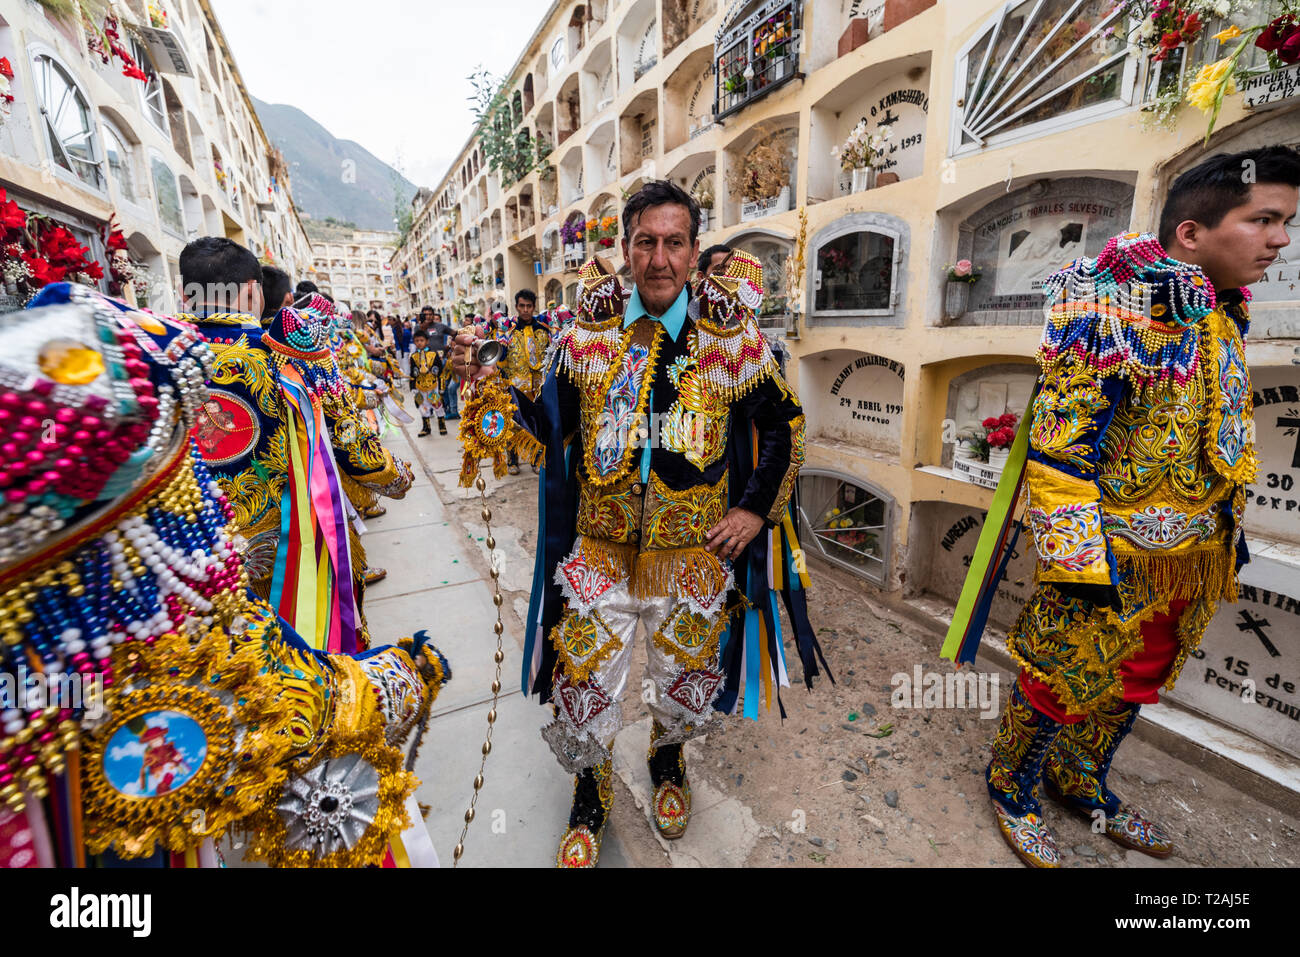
xmin=1159 ymin=145 xmax=1300 ymax=249
xmin=261 ymin=265 xmax=292 ymax=320
xmin=179 ymin=236 xmax=261 ymax=310
xmin=514 ymin=288 xmax=538 ymax=307
xmin=698 ymin=244 xmax=732 ymax=275
xmin=295 ymin=279 xmax=319 ymax=297
xmin=622 ymin=179 xmax=701 ymax=246
xmin=321 ymin=292 xmax=334 ymax=304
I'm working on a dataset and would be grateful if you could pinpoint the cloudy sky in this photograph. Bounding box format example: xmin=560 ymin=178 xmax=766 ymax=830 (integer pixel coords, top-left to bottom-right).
xmin=213 ymin=0 xmax=549 ymax=188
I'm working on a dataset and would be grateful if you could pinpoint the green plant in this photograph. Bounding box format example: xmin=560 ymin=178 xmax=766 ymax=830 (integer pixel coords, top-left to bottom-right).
xmin=724 ymin=73 xmax=746 ymax=95
xmin=468 ymin=67 xmax=549 ymax=189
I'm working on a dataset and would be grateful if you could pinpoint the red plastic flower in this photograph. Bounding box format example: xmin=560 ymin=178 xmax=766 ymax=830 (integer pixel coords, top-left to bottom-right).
xmin=982 ymin=417 xmax=999 ymax=429
xmin=107 ymin=229 xmax=129 ymax=252
xmin=0 ymin=57 xmax=13 ymax=80
xmin=1256 ymin=15 xmax=1298 ymax=54
xmin=82 ymin=261 xmax=105 ymax=282
xmin=21 ymin=253 xmax=66 ymax=286
xmin=1 ymin=197 xmax=27 ymax=232
xmin=998 ymin=413 xmax=1018 ymax=429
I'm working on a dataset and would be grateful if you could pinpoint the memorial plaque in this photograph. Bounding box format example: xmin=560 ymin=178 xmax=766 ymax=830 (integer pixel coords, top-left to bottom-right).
xmin=1240 ymin=64 xmax=1300 ymax=110
xmin=959 ymin=177 xmax=1134 ymax=322
xmin=913 ymin=502 xmax=1035 ymax=629
xmin=1165 ymin=552 xmax=1300 ymax=759
xmin=835 ymin=70 xmax=929 ymax=193
xmin=1245 ymin=365 xmax=1300 ymax=547
xmin=809 ymin=351 xmax=905 ymax=452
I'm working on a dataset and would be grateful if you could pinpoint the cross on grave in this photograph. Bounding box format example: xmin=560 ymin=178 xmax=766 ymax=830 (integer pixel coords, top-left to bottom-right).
xmin=878 ymin=107 xmax=900 ymax=127
xmin=1236 ymin=610 xmax=1281 ymax=658
xmin=1279 ymin=411 xmax=1300 ymax=468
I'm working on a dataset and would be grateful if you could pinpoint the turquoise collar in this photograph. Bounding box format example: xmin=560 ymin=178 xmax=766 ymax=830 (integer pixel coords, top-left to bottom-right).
xmin=624 ymin=285 xmax=689 ymax=341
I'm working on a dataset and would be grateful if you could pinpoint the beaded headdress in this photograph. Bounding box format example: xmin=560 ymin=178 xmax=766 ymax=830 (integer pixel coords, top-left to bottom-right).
xmin=576 ymin=256 xmax=626 ymax=324
xmin=1039 ymin=232 xmax=1213 ymax=390
xmin=699 ymin=250 xmax=765 ymax=328
xmin=0 ymin=284 xmax=445 ymax=865
xmin=0 ymin=284 xmax=212 ymax=566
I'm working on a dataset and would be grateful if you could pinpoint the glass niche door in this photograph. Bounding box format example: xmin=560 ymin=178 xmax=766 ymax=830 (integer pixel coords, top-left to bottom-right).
xmin=796 ymin=469 xmax=892 ymax=585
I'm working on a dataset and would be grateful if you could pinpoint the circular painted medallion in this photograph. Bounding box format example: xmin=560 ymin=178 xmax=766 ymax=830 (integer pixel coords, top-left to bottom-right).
xmin=480 ymin=409 xmax=507 ymax=440
xmin=103 ymin=711 xmax=208 ymax=797
xmin=193 ymin=389 xmax=260 ymax=466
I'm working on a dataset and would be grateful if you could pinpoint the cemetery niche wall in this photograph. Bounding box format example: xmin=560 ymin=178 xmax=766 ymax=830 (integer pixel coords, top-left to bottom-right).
xmin=906 ymin=501 xmax=1035 ymax=628
xmin=807 ymin=57 xmax=930 ymax=202
xmin=800 ymin=349 xmax=905 ymax=454
xmin=942 ymin=362 xmax=1037 ymax=469
xmin=952 ymin=176 xmax=1134 ymax=326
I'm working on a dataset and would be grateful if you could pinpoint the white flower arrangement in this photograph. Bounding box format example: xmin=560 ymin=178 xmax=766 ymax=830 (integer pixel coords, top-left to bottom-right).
xmin=832 ymin=121 xmax=893 ymax=173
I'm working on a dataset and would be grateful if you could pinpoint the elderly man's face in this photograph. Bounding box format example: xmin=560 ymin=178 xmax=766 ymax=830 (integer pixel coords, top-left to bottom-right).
xmin=622 ymin=203 xmax=698 ymax=316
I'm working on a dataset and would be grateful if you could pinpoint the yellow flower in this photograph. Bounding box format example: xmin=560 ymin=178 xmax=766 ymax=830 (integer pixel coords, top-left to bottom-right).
xmin=1186 ymin=59 xmax=1236 ymax=114
xmin=1212 ymin=25 xmax=1243 ymax=44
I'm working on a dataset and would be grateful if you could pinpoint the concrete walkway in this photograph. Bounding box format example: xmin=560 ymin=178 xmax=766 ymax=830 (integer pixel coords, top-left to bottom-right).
xmin=362 ymin=421 xmax=637 ymax=868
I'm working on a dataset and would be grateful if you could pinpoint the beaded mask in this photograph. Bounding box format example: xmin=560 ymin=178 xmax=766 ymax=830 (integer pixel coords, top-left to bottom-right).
xmin=0 ymin=284 xmax=212 ymax=566
xmin=699 ymin=251 xmax=764 ymax=327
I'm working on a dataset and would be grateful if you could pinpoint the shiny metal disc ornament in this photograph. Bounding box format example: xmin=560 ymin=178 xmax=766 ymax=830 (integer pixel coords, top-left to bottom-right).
xmin=277 ymin=753 xmax=381 ymax=856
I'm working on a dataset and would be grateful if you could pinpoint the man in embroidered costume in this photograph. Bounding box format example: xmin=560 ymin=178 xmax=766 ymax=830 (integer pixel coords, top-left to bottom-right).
xmin=496 ymin=288 xmax=551 ymax=474
xmin=981 ymin=147 xmax=1299 ymax=868
xmin=0 ymin=283 xmax=449 ymax=868
xmin=454 ymin=181 xmax=827 ymax=867
xmin=177 ymin=238 xmax=411 ymax=653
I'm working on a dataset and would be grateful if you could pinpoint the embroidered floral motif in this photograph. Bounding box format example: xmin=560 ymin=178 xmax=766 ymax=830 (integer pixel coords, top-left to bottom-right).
xmin=644 ymin=472 xmax=728 ymax=549
xmin=1203 ymin=306 xmax=1258 ymax=484
xmin=1030 ymin=364 xmax=1110 ymax=474
xmin=577 ymin=480 xmax=639 ymax=543
xmin=581 ymin=323 xmax=664 ymax=487
xmin=551 ymin=608 xmax=621 ymax=683
xmin=1103 ymin=505 xmax=1217 ymax=549
xmin=1027 ymin=502 xmax=1106 ymax=573
xmin=555 ymin=675 xmax=614 ymax=729
xmin=1099 ymin=374 xmax=1219 ymax=507
xmin=665 ymin=668 xmax=725 ymax=715
xmin=556 ymin=552 xmax=619 ymax=615
xmin=651 ymin=603 xmax=726 ymax=668
xmin=661 ymin=356 xmax=728 ymax=469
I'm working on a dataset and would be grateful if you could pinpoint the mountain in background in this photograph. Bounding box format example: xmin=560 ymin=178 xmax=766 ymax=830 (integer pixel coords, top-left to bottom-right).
xmin=251 ymin=97 xmax=418 ymax=232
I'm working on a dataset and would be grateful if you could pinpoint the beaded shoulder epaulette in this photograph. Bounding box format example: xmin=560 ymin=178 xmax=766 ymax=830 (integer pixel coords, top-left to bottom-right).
xmin=690 ymin=250 xmax=777 ymax=403
xmin=1038 ymin=232 xmax=1212 ymax=390
xmin=554 ymin=257 xmax=628 ymax=389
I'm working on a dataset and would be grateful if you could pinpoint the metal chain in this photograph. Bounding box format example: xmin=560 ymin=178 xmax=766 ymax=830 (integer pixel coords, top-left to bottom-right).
xmin=452 ymin=474 xmax=505 ymax=866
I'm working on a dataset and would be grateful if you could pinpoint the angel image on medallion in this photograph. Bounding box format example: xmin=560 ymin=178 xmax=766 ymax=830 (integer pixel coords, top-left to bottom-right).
xmin=481 ymin=409 xmax=507 ymax=440
xmin=104 ymin=711 xmax=207 ymax=797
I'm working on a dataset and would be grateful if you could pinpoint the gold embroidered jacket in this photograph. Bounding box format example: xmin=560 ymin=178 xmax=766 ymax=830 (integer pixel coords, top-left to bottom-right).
xmin=511 ymin=258 xmax=806 ymax=599
xmin=188 ymin=312 xmax=411 ymax=586
xmin=1008 ymin=233 xmax=1257 ymax=715
xmin=497 ymin=318 xmax=552 ymax=401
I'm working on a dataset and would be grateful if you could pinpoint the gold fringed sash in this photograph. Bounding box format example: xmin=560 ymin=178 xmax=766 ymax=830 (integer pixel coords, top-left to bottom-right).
xmin=572 ymin=537 xmax=730 ymax=602
xmin=1117 ymin=547 xmax=1236 ymax=604
xmin=629 ymin=546 xmax=729 ymax=602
